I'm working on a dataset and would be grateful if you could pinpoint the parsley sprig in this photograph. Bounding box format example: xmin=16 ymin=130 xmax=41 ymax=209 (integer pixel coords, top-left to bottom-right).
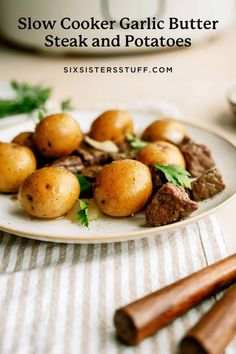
xmin=60 ymin=98 xmax=74 ymax=112
xmin=75 ymin=174 xmax=92 ymax=193
xmin=0 ymin=81 xmax=51 ymax=118
xmin=154 ymin=163 xmax=192 ymax=189
xmin=126 ymin=134 xmax=148 ymax=149
xmin=76 ymin=200 xmax=89 ymax=228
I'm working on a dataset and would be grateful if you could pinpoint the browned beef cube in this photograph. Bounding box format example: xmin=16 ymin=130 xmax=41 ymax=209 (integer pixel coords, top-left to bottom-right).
xmin=75 ymin=143 xmax=109 ymax=166
xmin=74 ymin=142 xmax=128 ymax=166
xmin=117 ymin=140 xmax=133 ymax=153
xmin=50 ymin=155 xmax=84 ymax=173
xmin=191 ymin=168 xmax=225 ymax=201
xmin=116 ymin=141 xmax=137 ymax=159
xmin=106 ymin=152 xmax=128 ymax=162
xmin=145 ymin=182 xmax=198 ymax=227
xmin=150 ymin=166 xmax=167 ymax=191
xmin=81 ymin=165 xmax=103 ymax=180
xmin=179 ymin=136 xmax=215 ymax=177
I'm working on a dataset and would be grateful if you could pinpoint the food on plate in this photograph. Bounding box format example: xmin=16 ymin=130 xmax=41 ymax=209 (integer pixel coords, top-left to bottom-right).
xmin=145 ymin=182 xmax=198 ymax=227
xmin=50 ymin=155 xmax=84 ymax=173
xmin=12 ymin=131 xmax=35 ymax=150
xmin=142 ymin=118 xmax=186 ymax=145
xmin=150 ymin=166 xmax=167 ymax=191
xmin=94 ymin=159 xmax=152 ymax=217
xmin=191 ymin=168 xmax=225 ymax=202
xmin=0 ymin=142 xmax=36 ymax=193
xmin=20 ymin=166 xmax=80 ymax=218
xmin=0 ymin=110 xmax=226 ymax=229
xmin=49 ymin=143 xmax=127 ymax=177
xmin=80 ymin=166 xmax=103 ymax=180
xmin=84 ymin=135 xmax=119 ymax=153
xmin=75 ymin=142 xmax=125 ymax=167
xmin=136 ymin=141 xmax=186 ymax=168
xmin=89 ymin=110 xmax=134 ymax=143
xmin=33 ymin=113 xmax=83 ymax=158
xmin=154 ymin=163 xmax=191 ymax=189
xmin=117 ymin=139 xmax=137 ymax=156
xmin=179 ymin=136 xmax=215 ymax=177
xmin=126 ymin=134 xmax=148 ymax=149
xmin=75 ymin=143 xmax=110 ymax=166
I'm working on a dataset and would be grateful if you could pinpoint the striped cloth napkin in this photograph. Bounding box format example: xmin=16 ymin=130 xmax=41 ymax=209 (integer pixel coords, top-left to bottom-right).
xmin=0 ymin=215 xmax=235 ymax=354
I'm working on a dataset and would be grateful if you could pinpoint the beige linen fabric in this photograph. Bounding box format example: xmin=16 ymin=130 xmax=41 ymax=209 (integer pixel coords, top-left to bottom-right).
xmin=0 ymin=215 xmax=235 ymax=354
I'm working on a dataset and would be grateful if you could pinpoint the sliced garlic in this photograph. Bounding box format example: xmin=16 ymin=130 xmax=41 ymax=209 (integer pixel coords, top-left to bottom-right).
xmin=84 ymin=135 xmax=118 ymax=153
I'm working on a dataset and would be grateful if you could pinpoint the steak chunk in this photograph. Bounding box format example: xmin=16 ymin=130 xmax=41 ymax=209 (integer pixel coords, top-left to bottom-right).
xmin=81 ymin=165 xmax=103 ymax=180
xmin=179 ymin=136 xmax=215 ymax=177
xmin=75 ymin=143 xmax=109 ymax=166
xmin=117 ymin=140 xmax=133 ymax=153
xmin=50 ymin=155 xmax=84 ymax=173
xmin=107 ymin=152 xmax=127 ymax=161
xmin=74 ymin=143 xmax=127 ymax=166
xmin=145 ymin=182 xmax=198 ymax=227
xmin=150 ymin=166 xmax=167 ymax=191
xmin=191 ymin=168 xmax=225 ymax=201
xmin=116 ymin=141 xmax=137 ymax=158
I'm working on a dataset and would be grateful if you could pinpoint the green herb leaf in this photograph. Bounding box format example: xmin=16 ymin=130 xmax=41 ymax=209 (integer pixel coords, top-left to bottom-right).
xmin=36 ymin=107 xmax=48 ymax=122
xmin=75 ymin=174 xmax=92 ymax=193
xmin=0 ymin=81 xmax=51 ymax=118
xmin=154 ymin=163 xmax=192 ymax=189
xmin=37 ymin=110 xmax=45 ymax=121
xmin=126 ymin=134 xmax=148 ymax=149
xmin=60 ymin=99 xmax=74 ymax=112
xmin=76 ymin=199 xmax=89 ymax=227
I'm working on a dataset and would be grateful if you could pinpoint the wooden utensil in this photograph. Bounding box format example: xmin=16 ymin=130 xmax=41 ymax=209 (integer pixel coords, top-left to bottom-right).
xmin=180 ymin=283 xmax=236 ymax=354
xmin=114 ymin=254 xmax=236 ymax=345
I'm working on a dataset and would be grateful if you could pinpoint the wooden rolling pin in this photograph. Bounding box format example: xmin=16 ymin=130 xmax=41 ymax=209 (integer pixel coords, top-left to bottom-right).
xmin=114 ymin=253 xmax=236 ymax=345
xmin=180 ymin=283 xmax=236 ymax=354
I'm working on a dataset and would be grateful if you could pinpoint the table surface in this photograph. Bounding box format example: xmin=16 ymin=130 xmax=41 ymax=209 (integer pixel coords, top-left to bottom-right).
xmin=0 ymin=28 xmax=236 ymax=252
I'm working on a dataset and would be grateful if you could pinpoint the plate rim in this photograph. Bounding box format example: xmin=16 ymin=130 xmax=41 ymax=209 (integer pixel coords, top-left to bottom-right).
xmin=0 ymin=196 xmax=234 ymax=243
xmin=0 ymin=117 xmax=235 ymax=243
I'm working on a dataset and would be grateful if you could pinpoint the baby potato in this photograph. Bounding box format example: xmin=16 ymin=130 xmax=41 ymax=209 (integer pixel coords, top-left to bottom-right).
xmin=94 ymin=159 xmax=152 ymax=217
xmin=12 ymin=132 xmax=35 ymax=150
xmin=20 ymin=166 xmax=80 ymax=219
xmin=89 ymin=110 xmax=134 ymax=143
xmin=136 ymin=141 xmax=186 ymax=168
xmin=142 ymin=119 xmax=186 ymax=145
xmin=33 ymin=113 xmax=83 ymax=158
xmin=0 ymin=142 xmax=36 ymax=193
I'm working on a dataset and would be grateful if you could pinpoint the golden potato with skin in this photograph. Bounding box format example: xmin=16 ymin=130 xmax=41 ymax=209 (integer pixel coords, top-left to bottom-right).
xmin=137 ymin=141 xmax=186 ymax=168
xmin=89 ymin=110 xmax=134 ymax=143
xmin=12 ymin=132 xmax=35 ymax=150
xmin=94 ymin=159 xmax=152 ymax=217
xmin=33 ymin=113 xmax=83 ymax=158
xmin=142 ymin=119 xmax=186 ymax=145
xmin=12 ymin=131 xmax=46 ymax=169
xmin=20 ymin=166 xmax=80 ymax=219
xmin=0 ymin=142 xmax=36 ymax=193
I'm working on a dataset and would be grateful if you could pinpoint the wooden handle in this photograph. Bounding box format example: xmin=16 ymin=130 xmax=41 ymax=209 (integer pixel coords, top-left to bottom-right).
xmin=180 ymin=283 xmax=236 ymax=354
xmin=114 ymin=254 xmax=236 ymax=345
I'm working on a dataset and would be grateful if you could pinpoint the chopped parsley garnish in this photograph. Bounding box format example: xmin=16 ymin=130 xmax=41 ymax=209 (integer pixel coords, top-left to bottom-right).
xmin=154 ymin=163 xmax=192 ymax=189
xmin=75 ymin=174 xmax=92 ymax=193
xmin=60 ymin=98 xmax=74 ymax=112
xmin=76 ymin=199 xmax=89 ymax=228
xmin=126 ymin=133 xmax=148 ymax=149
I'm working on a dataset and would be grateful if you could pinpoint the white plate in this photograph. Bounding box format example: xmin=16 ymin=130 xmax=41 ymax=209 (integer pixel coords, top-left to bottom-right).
xmin=0 ymin=111 xmax=235 ymax=243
